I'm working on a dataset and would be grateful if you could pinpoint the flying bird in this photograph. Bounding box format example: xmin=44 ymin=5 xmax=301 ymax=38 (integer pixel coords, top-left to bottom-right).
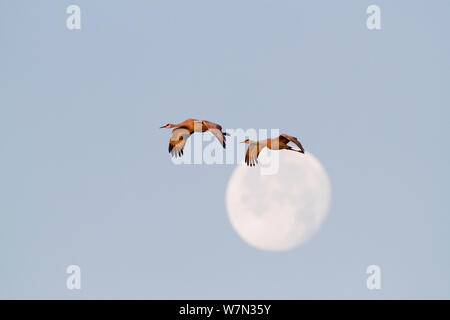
xmin=160 ymin=118 xmax=229 ymax=158
xmin=242 ymin=134 xmax=305 ymax=166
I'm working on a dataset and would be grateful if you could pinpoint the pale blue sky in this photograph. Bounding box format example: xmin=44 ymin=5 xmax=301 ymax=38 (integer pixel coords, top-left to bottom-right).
xmin=1 ymin=0 xmax=449 ymax=299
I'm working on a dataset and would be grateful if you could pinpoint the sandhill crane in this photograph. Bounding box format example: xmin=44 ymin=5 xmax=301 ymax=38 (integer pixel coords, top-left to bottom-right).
xmin=160 ymin=118 xmax=229 ymax=158
xmin=242 ymin=134 xmax=305 ymax=166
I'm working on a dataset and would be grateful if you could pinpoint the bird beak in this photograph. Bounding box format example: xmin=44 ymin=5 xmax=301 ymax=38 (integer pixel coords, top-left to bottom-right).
xmin=160 ymin=125 xmax=166 ymax=128
xmin=240 ymin=141 xmax=245 ymax=143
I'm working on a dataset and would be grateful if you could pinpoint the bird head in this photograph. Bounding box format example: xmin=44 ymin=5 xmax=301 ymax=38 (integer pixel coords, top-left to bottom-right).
xmin=240 ymin=139 xmax=251 ymax=144
xmin=160 ymin=123 xmax=173 ymax=129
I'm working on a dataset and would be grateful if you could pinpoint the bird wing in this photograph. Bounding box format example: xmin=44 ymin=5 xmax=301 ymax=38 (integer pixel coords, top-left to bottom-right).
xmin=168 ymin=127 xmax=191 ymax=158
xmin=279 ymin=134 xmax=304 ymax=153
xmin=245 ymin=141 xmax=266 ymax=167
xmin=202 ymin=120 xmax=226 ymax=148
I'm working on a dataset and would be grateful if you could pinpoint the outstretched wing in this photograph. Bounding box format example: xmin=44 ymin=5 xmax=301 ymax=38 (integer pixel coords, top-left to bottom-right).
xmin=279 ymin=134 xmax=304 ymax=153
xmin=202 ymin=120 xmax=227 ymax=148
xmin=168 ymin=127 xmax=191 ymax=158
xmin=245 ymin=142 xmax=266 ymax=167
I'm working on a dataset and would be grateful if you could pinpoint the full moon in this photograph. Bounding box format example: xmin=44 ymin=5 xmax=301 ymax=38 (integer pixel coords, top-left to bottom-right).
xmin=226 ymin=150 xmax=331 ymax=251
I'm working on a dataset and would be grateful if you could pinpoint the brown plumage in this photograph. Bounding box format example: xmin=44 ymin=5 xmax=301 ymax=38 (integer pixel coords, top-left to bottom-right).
xmin=160 ymin=118 xmax=228 ymax=158
xmin=242 ymin=134 xmax=305 ymax=166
